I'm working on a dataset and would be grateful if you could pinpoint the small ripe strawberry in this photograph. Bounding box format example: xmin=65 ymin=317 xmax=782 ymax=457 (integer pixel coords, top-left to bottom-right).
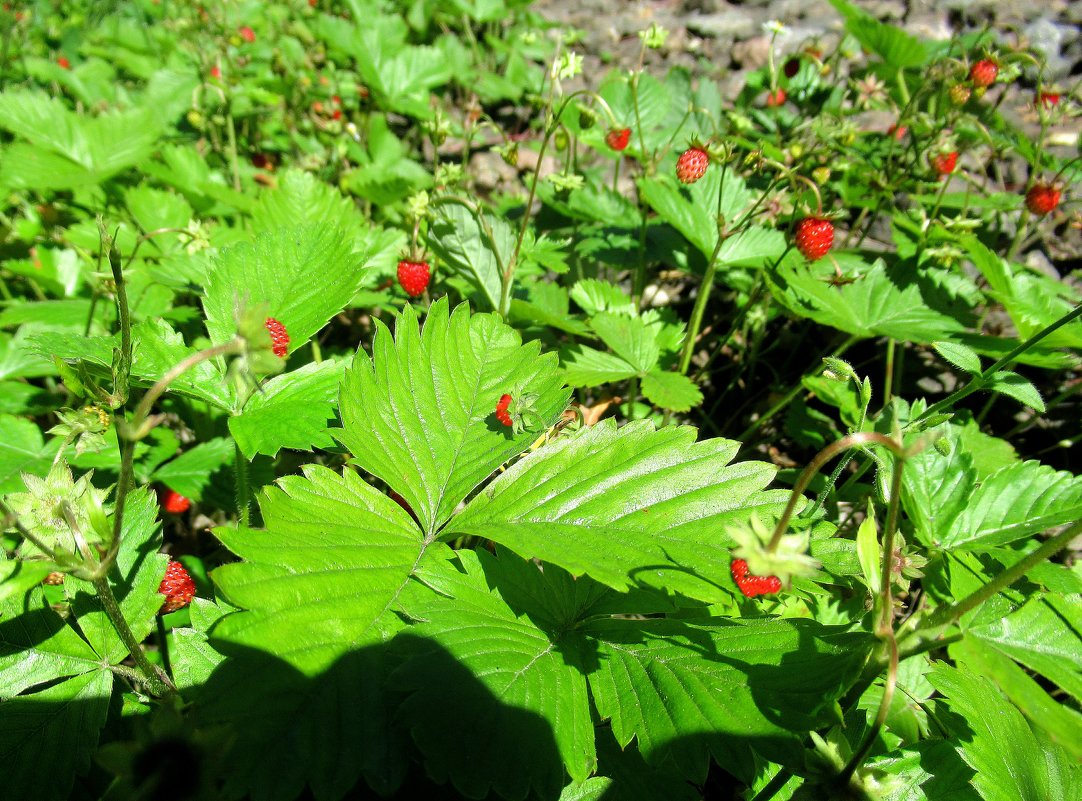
xmin=209 ymin=65 xmax=222 ymax=80
xmin=730 ymin=559 xmax=782 ymax=598
xmin=676 ymin=147 xmax=709 ymax=184
xmin=160 ymin=488 xmax=191 ymax=514
xmin=57 ymin=56 xmax=70 ymax=69
xmin=794 ymin=217 xmax=834 ymax=261
xmin=264 ymin=317 xmax=290 ymax=357
xmin=765 ymin=88 xmax=787 ymax=107
xmin=1037 ymin=91 xmax=1060 ymax=109
xmin=605 ymin=127 xmax=631 ymax=151
xmin=495 ymin=393 xmax=513 ymax=427
xmin=932 ymin=151 xmax=958 ymax=176
xmin=238 ymin=26 xmax=256 ymax=43
xmin=158 ymin=560 xmax=196 ymax=614
xmin=332 ymin=109 xmax=342 ymax=120
xmin=1024 ymin=183 xmax=1061 ymax=216
xmin=397 ymin=259 xmax=431 ymax=298
xmin=969 ymin=59 xmax=998 ymax=88
xmin=948 ymin=83 xmax=971 ymax=106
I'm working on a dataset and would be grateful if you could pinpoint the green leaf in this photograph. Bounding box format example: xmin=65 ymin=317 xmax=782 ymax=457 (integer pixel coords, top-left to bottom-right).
xmin=586 ymin=617 xmax=872 ymax=782
xmin=933 ymin=341 xmax=982 ymax=374
xmin=66 ymin=488 xmax=167 ymax=663
xmin=561 ymin=345 xmax=638 ymax=387
xmin=0 ymin=559 xmax=53 ymax=607
xmin=828 ymin=0 xmax=929 ymax=68
xmin=928 ymin=664 xmax=1082 ymax=801
xmin=230 ymin=358 xmax=349 ymax=459
xmin=769 ymin=260 xmax=964 ymax=342
xmin=952 ymin=638 xmax=1082 ymax=761
xmin=641 ymin=369 xmax=703 ymax=412
xmin=856 ymin=507 xmax=881 ymax=593
xmin=336 ymin=300 xmax=570 ymax=535
xmin=202 ymin=225 xmax=367 ymax=357
xmin=901 ymin=426 xmax=976 ymax=548
xmin=967 ymin=596 xmax=1082 ymax=706
xmin=0 ymin=414 xmax=57 ymax=493
xmin=203 ymin=465 xmax=448 ymax=799
xmin=0 ymin=587 xmax=103 ymax=697
xmin=938 ymin=460 xmax=1082 ymax=550
xmin=152 ymin=438 xmax=235 ymax=501
xmin=427 ymin=203 xmax=512 ymax=312
xmin=170 ymin=598 xmax=228 ymax=691
xmin=590 ymin=312 xmax=659 ymax=373
xmin=987 ymin=371 xmax=1045 ymax=412
xmin=396 ymin=549 xmax=596 ymax=799
xmin=0 ymin=668 xmax=112 ymax=801
xmin=447 ymin=419 xmax=790 ymax=604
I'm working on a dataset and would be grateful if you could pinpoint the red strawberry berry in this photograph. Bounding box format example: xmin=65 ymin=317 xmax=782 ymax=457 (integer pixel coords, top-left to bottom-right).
xmin=887 ymin=123 xmax=908 ymax=141
xmin=495 ymin=393 xmax=513 ymax=427
xmin=794 ymin=217 xmax=834 ymax=261
xmin=1037 ymin=91 xmax=1060 ymax=108
xmin=676 ymin=147 xmax=709 ymax=184
xmin=1024 ymin=183 xmax=1061 ymax=216
xmin=605 ymin=127 xmax=631 ymax=151
xmin=210 ymin=65 xmax=222 ymax=79
xmin=397 ymin=259 xmax=431 ymax=298
xmin=931 ymin=151 xmax=958 ymax=176
xmin=57 ymin=56 xmax=70 ymax=69
xmin=238 ymin=26 xmax=256 ymax=43
xmin=158 ymin=560 xmax=196 ymax=614
xmin=160 ymin=488 xmax=191 ymax=514
xmin=969 ymin=59 xmax=998 ymax=88
xmin=730 ymin=558 xmax=782 ymax=598
xmin=264 ymin=317 xmax=290 ymax=358
xmin=765 ymin=88 xmax=787 ymax=107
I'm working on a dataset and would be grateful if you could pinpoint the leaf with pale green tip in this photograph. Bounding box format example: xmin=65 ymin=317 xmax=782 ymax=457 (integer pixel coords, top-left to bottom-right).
xmin=933 ymin=341 xmax=982 ymax=374
xmin=0 ymin=586 xmax=103 ymax=697
xmin=229 ymin=357 xmax=349 ymax=459
xmin=0 ymin=668 xmax=112 ymax=801
xmin=952 ymin=638 xmax=1082 ymax=761
xmin=865 ymin=741 xmax=980 ymax=801
xmin=928 ymin=664 xmax=1082 ymax=801
xmin=987 ymin=370 xmax=1045 ymax=412
xmin=396 ymin=549 xmax=596 ymax=800
xmin=201 ymin=225 xmax=367 ymax=356
xmin=585 ymin=617 xmax=873 ymax=783
xmin=641 ymin=369 xmax=703 ymax=412
xmin=900 ymin=427 xmax=976 ymax=548
xmin=336 ymin=299 xmax=571 ymax=535
xmin=66 ymin=488 xmax=168 ymax=663
xmin=447 ymin=419 xmax=791 ymax=604
xmin=938 ymin=460 xmax=1082 ymax=550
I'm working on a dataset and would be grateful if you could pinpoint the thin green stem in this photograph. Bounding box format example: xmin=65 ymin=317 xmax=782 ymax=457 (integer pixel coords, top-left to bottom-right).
xmin=225 ymin=110 xmax=242 ymax=192
xmin=92 ymin=575 xmax=175 ymax=696
xmin=877 ymin=453 xmax=906 ymax=634
xmin=917 ymin=303 xmax=1082 ymax=424
xmin=883 ymin=338 xmax=896 ymax=406
xmin=767 ymin=432 xmax=909 ymax=553
xmin=914 ymin=520 xmax=1082 ymax=633
xmin=100 ymin=220 xmax=133 ymax=407
xmin=838 ymin=634 xmax=898 ymax=786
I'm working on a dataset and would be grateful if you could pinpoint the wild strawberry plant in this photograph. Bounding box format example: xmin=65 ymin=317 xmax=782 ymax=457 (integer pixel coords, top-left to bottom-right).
xmin=0 ymin=1 xmax=1080 ymax=800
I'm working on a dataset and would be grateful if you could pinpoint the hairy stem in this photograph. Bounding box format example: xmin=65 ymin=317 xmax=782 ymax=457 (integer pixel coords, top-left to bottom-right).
xmin=92 ymin=575 xmax=175 ymax=697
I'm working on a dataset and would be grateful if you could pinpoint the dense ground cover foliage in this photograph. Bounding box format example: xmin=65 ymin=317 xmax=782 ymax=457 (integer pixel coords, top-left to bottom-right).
xmin=0 ymin=1 xmax=1080 ymax=799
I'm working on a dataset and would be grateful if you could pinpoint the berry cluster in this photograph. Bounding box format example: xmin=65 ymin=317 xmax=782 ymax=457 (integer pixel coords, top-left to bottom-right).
xmin=264 ymin=317 xmax=290 ymax=358
xmin=158 ymin=560 xmax=196 ymax=614
xmin=731 ymin=559 xmax=782 ymax=599
xmin=495 ymin=393 xmax=513 ymax=427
